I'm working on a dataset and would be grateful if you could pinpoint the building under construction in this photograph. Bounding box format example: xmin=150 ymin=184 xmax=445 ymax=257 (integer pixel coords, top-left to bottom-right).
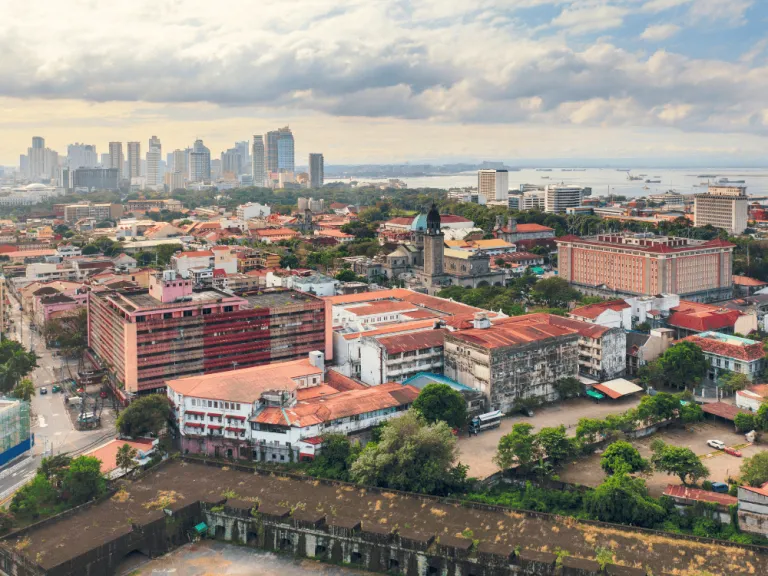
xmin=0 ymin=399 xmax=32 ymax=467
xmin=88 ymin=271 xmax=331 ymax=394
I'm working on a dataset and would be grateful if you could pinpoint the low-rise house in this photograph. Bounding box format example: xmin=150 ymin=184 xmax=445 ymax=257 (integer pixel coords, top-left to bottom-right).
xmin=569 ymin=299 xmax=632 ymax=330
xmin=738 ymin=485 xmax=768 ymax=537
xmin=733 ymin=275 xmax=768 ymax=297
xmin=625 ymin=328 xmax=674 ymax=376
xmin=85 ymin=438 xmax=158 ymax=479
xmin=315 ymin=229 xmax=354 ymax=244
xmin=736 ymin=384 xmax=768 ymax=412
xmin=171 ymin=250 xmax=214 ymax=274
xmin=167 ymin=352 xmax=418 ymax=462
xmin=252 ymin=227 xmax=300 ymax=244
xmin=664 ymin=485 xmax=736 ymax=525
xmin=680 ymin=331 xmax=766 ymax=385
xmin=667 ymin=301 xmax=755 ymax=338
xmin=494 ymin=217 xmax=555 ymax=243
xmin=55 ymin=244 xmax=82 ymax=258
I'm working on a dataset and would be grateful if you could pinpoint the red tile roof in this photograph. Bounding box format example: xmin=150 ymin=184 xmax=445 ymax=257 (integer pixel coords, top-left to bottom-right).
xmin=254 ymin=228 xmax=299 ymax=237
xmin=556 ymin=236 xmax=735 ymax=255
xmin=376 ymin=328 xmax=447 ymax=355
xmin=440 ymin=215 xmax=473 ymax=224
xmin=570 ymin=299 xmax=631 ymax=320
xmin=663 ymin=485 xmax=737 ymax=507
xmin=384 ymin=217 xmax=414 ymax=227
xmin=733 ymin=275 xmax=768 ymax=287
xmin=701 ymin=402 xmax=749 ymax=421
xmin=667 ymin=301 xmax=742 ymax=332
xmin=176 ymin=250 xmax=213 ymax=258
xmin=326 ymin=369 xmax=367 ymax=391
xmin=508 ymin=223 xmax=554 ymax=233
xmin=680 ymin=334 xmax=765 ymax=361
xmin=347 ymin=300 xmax=417 ymax=316
xmin=341 ymin=319 xmax=438 ymax=340
xmin=85 ymin=438 xmax=156 ymax=474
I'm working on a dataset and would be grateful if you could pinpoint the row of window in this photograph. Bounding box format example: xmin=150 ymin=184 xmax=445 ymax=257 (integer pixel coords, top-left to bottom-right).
xmin=190 ymin=398 xmax=242 ymax=410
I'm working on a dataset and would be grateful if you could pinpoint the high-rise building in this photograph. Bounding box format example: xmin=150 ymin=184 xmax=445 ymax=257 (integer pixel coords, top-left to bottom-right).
xmin=67 ymin=143 xmax=98 ymax=169
xmin=188 ymin=139 xmax=211 ymax=182
xmin=265 ymin=130 xmax=279 ymax=174
xmin=309 ymin=153 xmax=324 ymax=189
xmin=88 ymin=272 xmax=331 ymax=393
xmin=148 ymin=135 xmax=161 ymax=155
xmin=146 ymin=147 xmax=162 ymax=187
xmin=556 ymin=233 xmax=734 ymax=302
xmin=544 ymin=184 xmax=591 ymax=213
xmin=477 ymin=169 xmax=508 ymax=202
xmin=251 ymin=135 xmax=265 ymax=186
xmin=220 ymin=148 xmax=242 ymax=176
xmin=276 ymin=126 xmax=295 ymax=172
xmin=127 ymin=142 xmax=141 ymax=178
xmin=694 ymin=185 xmax=748 ymax=234
xmin=71 ymin=168 xmax=120 ymax=191
xmin=235 ymin=141 xmax=250 ymax=175
xmin=100 ymin=153 xmax=110 ymax=167
xmin=108 ymin=142 xmax=124 ymax=177
xmin=171 ymin=149 xmax=188 ymax=176
xmin=27 ymin=136 xmax=46 ymax=180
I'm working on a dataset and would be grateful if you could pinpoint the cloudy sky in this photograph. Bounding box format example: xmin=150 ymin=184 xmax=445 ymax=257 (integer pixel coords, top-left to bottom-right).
xmin=1 ymin=0 xmax=767 ymax=166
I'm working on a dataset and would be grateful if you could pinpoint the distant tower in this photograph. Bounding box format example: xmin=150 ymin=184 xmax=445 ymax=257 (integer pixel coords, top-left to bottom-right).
xmin=423 ymin=203 xmax=444 ymax=278
xmin=309 ymin=153 xmax=324 ymax=189
xmin=252 ymin=135 xmax=265 ymax=186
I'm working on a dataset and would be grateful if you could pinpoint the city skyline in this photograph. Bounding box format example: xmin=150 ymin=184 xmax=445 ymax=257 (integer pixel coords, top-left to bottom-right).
xmin=1 ymin=1 xmax=767 ymax=166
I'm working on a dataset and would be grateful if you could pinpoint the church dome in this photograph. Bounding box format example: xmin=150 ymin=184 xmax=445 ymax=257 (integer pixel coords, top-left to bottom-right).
xmin=410 ymin=212 xmax=427 ymax=231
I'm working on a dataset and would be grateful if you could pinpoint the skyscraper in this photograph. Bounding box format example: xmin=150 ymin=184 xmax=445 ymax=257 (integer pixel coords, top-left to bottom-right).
xmin=28 ymin=136 xmax=46 ymax=180
xmin=108 ymin=142 xmax=124 ymax=177
xmin=146 ymin=147 xmax=162 ymax=187
xmin=252 ymin=135 xmax=265 ymax=186
xmin=127 ymin=142 xmax=141 ymax=178
xmin=265 ymin=130 xmax=279 ymax=175
xmin=309 ymin=153 xmax=324 ymax=189
xmin=477 ymin=169 xmax=509 ymax=202
xmin=67 ymin=143 xmax=98 ymax=169
xmin=235 ymin=141 xmax=250 ymax=175
xmin=148 ymin=135 xmax=161 ymax=155
xmin=189 ymin=139 xmax=211 ymax=182
xmin=277 ymin=126 xmax=295 ymax=172
xmin=172 ymin=149 xmax=188 ymax=176
xmin=220 ymin=148 xmax=242 ymax=176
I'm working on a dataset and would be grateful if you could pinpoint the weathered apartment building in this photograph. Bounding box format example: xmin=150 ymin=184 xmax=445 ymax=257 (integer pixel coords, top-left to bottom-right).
xmin=167 ymin=352 xmax=418 ymax=461
xmin=444 ymin=313 xmax=625 ymax=413
xmin=557 ymin=233 xmax=734 ymax=302
xmin=88 ymin=270 xmax=331 ymax=393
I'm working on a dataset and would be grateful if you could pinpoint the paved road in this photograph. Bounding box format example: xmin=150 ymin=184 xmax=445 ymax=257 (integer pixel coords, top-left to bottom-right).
xmin=0 ymin=296 xmax=116 ymax=500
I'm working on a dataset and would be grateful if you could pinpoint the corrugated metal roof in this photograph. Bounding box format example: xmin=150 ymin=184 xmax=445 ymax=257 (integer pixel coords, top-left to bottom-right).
xmin=376 ymin=329 xmax=447 ymax=355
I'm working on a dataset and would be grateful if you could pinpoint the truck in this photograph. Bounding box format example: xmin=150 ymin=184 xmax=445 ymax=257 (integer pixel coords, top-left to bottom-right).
xmin=469 ymin=410 xmax=503 ymax=434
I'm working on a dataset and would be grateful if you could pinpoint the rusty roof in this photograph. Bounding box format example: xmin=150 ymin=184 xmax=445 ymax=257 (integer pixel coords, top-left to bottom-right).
xmin=680 ymin=333 xmax=765 ymax=362
xmin=570 ymin=299 xmax=631 ymax=320
xmin=663 ymin=485 xmax=737 ymax=507
xmin=733 ymin=275 xmax=768 ymax=287
xmin=376 ymin=328 xmax=447 ymax=355
xmin=701 ymin=402 xmax=749 ymax=421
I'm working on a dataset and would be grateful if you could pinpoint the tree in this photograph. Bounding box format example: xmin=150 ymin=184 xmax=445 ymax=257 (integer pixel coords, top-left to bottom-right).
xmin=335 ymin=269 xmax=357 ymax=282
xmin=308 ymin=434 xmax=359 ymax=481
xmin=42 ymin=308 xmax=87 ymax=355
xmin=156 ymin=243 xmax=180 ymax=266
xmin=12 ymin=378 xmax=36 ymax=402
xmin=62 ymin=456 xmax=106 ymax=505
xmin=116 ymin=394 xmax=170 ymax=437
xmin=585 ymin=472 xmax=665 ymax=527
xmin=636 ymin=393 xmax=678 ymax=424
xmin=575 ymin=418 xmax=609 ymax=444
xmin=679 ymin=402 xmax=703 ymax=424
xmin=115 ymin=443 xmax=138 ymax=473
xmin=553 ymin=377 xmax=582 ymax=400
xmin=657 ymin=342 xmax=708 ymax=389
xmin=637 ymin=360 xmax=664 ymax=389
xmin=735 ymin=412 xmax=758 ymax=433
xmin=81 ymin=244 xmax=100 ymax=255
xmin=740 ymin=452 xmax=768 ymax=487
xmin=718 ymin=372 xmax=750 ymax=395
xmin=412 ymin=383 xmax=467 ymax=429
xmin=350 ymin=410 xmax=467 ymax=495
xmin=535 ymin=426 xmax=573 ymax=468
xmin=280 ymin=253 xmax=300 ymax=269
xmin=0 ymin=341 xmax=38 ymax=394
xmin=39 ymin=454 xmax=72 ymax=488
xmin=531 ymin=277 xmax=580 ymax=308
xmin=651 ymin=440 xmax=709 ymax=485
xmin=758 ymin=403 xmax=768 ymax=431
xmin=600 ymin=441 xmax=648 ymax=475
xmin=495 ymin=423 xmax=537 ymax=472
xmin=10 ymin=474 xmax=57 ymax=520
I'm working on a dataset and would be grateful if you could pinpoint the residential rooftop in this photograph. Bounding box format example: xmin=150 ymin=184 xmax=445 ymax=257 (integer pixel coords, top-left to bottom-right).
xmin=681 ymin=331 xmax=765 ymax=362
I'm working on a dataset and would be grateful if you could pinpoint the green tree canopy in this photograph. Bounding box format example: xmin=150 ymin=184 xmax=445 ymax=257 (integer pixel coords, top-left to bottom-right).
xmin=0 ymin=341 xmax=38 ymax=394
xmin=600 ymin=441 xmax=648 ymax=475
xmin=651 ymin=440 xmax=709 ymax=485
xmin=531 ymin=277 xmax=580 ymax=308
xmin=412 ymin=383 xmax=468 ymax=429
xmin=12 ymin=378 xmax=36 ymax=402
xmin=585 ymin=472 xmax=665 ymax=527
xmin=495 ymin=423 xmax=537 ymax=472
xmin=734 ymin=412 xmax=758 ymax=433
xmin=116 ymin=394 xmax=170 ymax=437
xmin=657 ymin=342 xmax=708 ymax=389
xmin=718 ymin=372 xmax=750 ymax=395
xmin=636 ymin=393 xmax=679 ymax=424
xmin=115 ymin=443 xmax=138 ymax=472
xmin=553 ymin=377 xmax=582 ymax=400
xmin=62 ymin=456 xmax=106 ymax=505
xmin=350 ymin=410 xmax=467 ymax=495
xmin=740 ymin=451 xmax=768 ymax=487
xmin=536 ymin=426 xmax=573 ymax=468
xmin=335 ymin=269 xmax=357 ymax=282
xmin=307 ymin=434 xmax=360 ymax=481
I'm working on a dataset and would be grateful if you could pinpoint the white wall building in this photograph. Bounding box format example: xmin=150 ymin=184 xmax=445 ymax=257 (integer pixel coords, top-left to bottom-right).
xmin=477 ymin=169 xmax=509 ymax=202
xmin=236 ymin=202 xmax=271 ymax=220
xmin=544 ymin=184 xmax=591 ymax=213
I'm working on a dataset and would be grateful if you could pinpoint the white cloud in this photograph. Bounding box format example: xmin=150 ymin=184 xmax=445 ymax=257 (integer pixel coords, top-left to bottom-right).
xmin=689 ymin=0 xmax=753 ymax=26
xmin=551 ymin=4 xmax=628 ymax=35
xmin=640 ymin=24 xmax=681 ymax=41
xmin=641 ymin=0 xmax=691 ymax=13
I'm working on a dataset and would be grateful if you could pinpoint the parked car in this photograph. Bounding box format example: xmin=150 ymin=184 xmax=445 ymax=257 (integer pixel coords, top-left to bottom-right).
xmin=521 ymin=407 xmax=535 ymax=417
xmin=707 ymin=439 xmax=726 ymax=450
xmin=52 ymin=385 xmax=61 ymax=393
xmin=711 ymin=482 xmax=730 ymax=493
xmin=40 ymin=387 xmax=47 ymax=395
xmin=724 ymin=447 xmax=743 ymax=457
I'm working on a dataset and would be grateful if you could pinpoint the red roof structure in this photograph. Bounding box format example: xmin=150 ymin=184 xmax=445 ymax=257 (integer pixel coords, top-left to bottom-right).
xmin=701 ymin=402 xmax=749 ymax=421
xmin=663 ymin=485 xmax=737 ymax=507
xmin=376 ymin=329 xmax=447 ymax=355
xmin=680 ymin=333 xmax=765 ymax=362
xmin=733 ymin=275 xmax=768 ymax=287
xmin=667 ymin=301 xmax=742 ymax=333
xmin=509 ymin=223 xmax=554 ymax=233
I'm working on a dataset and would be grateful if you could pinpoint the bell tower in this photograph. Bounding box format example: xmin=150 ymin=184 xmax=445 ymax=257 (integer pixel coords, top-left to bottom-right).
xmin=424 ymin=204 xmax=444 ymax=278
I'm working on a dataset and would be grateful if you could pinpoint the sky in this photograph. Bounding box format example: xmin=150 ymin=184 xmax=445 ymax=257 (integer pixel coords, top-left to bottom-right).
xmin=1 ymin=0 xmax=768 ymax=166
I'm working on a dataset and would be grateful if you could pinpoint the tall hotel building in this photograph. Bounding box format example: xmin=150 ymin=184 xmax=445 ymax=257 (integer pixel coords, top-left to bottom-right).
xmin=694 ymin=184 xmax=748 ymax=234
xmin=127 ymin=142 xmax=141 ymax=178
xmin=557 ymin=233 xmax=734 ymax=302
xmin=88 ymin=271 xmax=331 ymax=394
xmin=477 ymin=169 xmax=509 ymax=202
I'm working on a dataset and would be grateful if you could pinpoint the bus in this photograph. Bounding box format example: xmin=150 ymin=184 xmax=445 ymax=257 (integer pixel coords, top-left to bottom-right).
xmin=469 ymin=410 xmax=502 ymax=434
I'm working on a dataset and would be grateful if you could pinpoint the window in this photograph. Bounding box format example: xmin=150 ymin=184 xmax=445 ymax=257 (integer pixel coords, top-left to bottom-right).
xmin=191 ymin=399 xmax=196 ymax=406
xmin=214 ymin=401 xmax=218 ymax=408
xmin=184 ymin=310 xmax=192 ymax=317
xmin=164 ymin=312 xmax=172 ymax=320
xmin=203 ymin=308 xmax=212 ymax=315
xmin=208 ymin=400 xmax=212 ymax=407
xmin=236 ymin=403 xmax=241 ymax=410
xmin=224 ymin=306 xmax=234 ymax=313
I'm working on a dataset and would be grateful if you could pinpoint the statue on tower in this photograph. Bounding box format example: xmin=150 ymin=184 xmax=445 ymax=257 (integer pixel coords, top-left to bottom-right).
xmin=426 ymin=203 xmax=441 ymax=235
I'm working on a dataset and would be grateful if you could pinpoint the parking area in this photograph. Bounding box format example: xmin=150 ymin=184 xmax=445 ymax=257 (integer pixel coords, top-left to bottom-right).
xmin=457 ymin=396 xmax=643 ymax=479
xmin=557 ymin=420 xmax=757 ymax=496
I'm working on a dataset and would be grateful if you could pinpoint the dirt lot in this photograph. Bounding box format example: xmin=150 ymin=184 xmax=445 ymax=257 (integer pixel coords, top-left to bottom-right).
xmin=457 ymin=396 xmax=643 ymax=479
xmin=558 ymin=420 xmax=761 ymax=496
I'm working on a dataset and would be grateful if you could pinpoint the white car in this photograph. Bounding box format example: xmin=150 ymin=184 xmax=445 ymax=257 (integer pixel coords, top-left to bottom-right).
xmin=707 ymin=439 xmax=725 ymax=450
